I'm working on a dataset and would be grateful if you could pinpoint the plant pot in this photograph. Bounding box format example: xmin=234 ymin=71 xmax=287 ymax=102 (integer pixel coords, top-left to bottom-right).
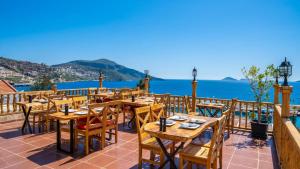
xmin=250 ymin=120 xmax=268 ymax=140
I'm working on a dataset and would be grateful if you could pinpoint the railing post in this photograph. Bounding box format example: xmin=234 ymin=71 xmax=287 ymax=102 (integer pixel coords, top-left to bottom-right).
xmin=51 ymin=84 xmax=57 ymax=94
xmin=273 ymin=84 xmax=280 ymax=104
xmin=144 ymin=77 xmax=149 ymax=94
xmin=99 ymin=76 xmax=103 ymax=88
xmin=192 ymin=80 xmax=197 ymax=112
xmin=281 ymin=86 xmax=293 ymax=118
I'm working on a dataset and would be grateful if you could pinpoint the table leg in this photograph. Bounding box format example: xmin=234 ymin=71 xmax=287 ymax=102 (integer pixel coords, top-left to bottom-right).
xmin=70 ymin=119 xmax=74 ymax=154
xmin=56 ymin=120 xmax=61 ymax=151
xmin=206 ymin=108 xmax=213 ymax=117
xmin=199 ymin=108 xmax=206 ymax=116
xmin=21 ymin=106 xmax=32 ymax=134
xmin=155 ymin=137 xmax=185 ymax=169
xmin=212 ymin=109 xmax=221 ymax=117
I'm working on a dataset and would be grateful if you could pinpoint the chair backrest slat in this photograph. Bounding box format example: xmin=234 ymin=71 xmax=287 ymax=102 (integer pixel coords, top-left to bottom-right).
xmin=72 ymin=96 xmax=87 ymax=109
xmin=135 ymin=106 xmax=151 ymax=143
xmin=184 ymin=96 xmax=192 ymax=114
xmin=86 ymin=101 xmax=121 ymax=130
xmin=150 ymin=103 xmax=165 ymax=121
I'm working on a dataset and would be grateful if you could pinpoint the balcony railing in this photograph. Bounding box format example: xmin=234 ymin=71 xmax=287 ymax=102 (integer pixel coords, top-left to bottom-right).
xmin=274 ymin=105 xmax=300 ymax=169
xmin=2 ymin=87 xmax=300 ymax=168
xmin=0 ymin=88 xmax=274 ymax=132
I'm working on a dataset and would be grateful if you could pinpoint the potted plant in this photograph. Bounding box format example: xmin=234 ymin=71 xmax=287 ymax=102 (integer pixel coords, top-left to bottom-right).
xmin=242 ymin=65 xmax=275 ymax=139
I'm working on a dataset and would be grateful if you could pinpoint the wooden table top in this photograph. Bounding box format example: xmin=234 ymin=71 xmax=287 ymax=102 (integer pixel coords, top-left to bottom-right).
xmin=16 ymin=101 xmax=47 ymax=108
xmin=49 ymin=109 xmax=89 ymax=120
xmin=122 ymin=97 xmax=155 ymax=106
xmin=88 ymin=93 xmax=115 ymax=98
xmin=196 ymin=103 xmax=225 ymax=109
xmin=144 ymin=113 xmax=217 ymax=142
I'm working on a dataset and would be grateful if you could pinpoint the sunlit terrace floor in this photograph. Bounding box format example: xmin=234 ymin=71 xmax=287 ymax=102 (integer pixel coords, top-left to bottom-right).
xmin=0 ymin=118 xmax=279 ymax=169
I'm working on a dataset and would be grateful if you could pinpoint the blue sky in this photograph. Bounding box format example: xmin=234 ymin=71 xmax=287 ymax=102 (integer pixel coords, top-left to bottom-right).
xmin=0 ymin=0 xmax=299 ymax=80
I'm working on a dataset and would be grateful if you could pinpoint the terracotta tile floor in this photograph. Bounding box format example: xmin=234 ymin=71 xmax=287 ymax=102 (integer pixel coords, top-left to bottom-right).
xmin=0 ymin=119 xmax=279 ymax=169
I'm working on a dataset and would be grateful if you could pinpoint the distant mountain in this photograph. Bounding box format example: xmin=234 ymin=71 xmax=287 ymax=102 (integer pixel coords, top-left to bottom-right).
xmin=222 ymin=77 xmax=237 ymax=81
xmin=52 ymin=59 xmax=161 ymax=81
xmin=0 ymin=56 xmax=161 ymax=83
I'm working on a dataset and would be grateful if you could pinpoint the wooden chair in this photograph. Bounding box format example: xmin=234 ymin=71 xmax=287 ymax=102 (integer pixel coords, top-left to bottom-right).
xmin=45 ymin=99 xmax=73 ymax=132
xmin=75 ymin=101 xmax=121 ymax=155
xmin=135 ymin=106 xmax=174 ymax=168
xmin=121 ymin=91 xmax=134 ymax=126
xmin=153 ymin=94 xmax=169 ymax=104
xmin=153 ymin=94 xmax=169 ymax=116
xmin=184 ymin=96 xmax=193 ymax=114
xmin=150 ymin=103 xmax=166 ymax=121
xmin=179 ymin=115 xmax=226 ymax=169
xmin=72 ymin=96 xmax=88 ymax=109
xmin=222 ymin=99 xmax=238 ymax=138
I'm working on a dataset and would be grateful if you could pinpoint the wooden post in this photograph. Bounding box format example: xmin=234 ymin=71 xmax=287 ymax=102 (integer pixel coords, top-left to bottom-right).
xmin=273 ymin=84 xmax=280 ymax=104
xmin=192 ymin=80 xmax=197 ymax=112
xmin=51 ymin=84 xmax=57 ymax=94
xmin=281 ymin=86 xmax=293 ymax=118
xmin=99 ymin=76 xmax=103 ymax=88
xmin=144 ymin=78 xmax=149 ymax=94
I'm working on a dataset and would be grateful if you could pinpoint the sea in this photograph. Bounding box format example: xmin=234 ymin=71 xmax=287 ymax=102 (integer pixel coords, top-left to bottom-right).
xmin=16 ymin=79 xmax=300 ymax=129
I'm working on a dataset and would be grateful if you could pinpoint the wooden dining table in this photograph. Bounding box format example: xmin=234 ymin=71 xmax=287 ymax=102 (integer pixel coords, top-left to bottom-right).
xmin=17 ymin=100 xmax=48 ymax=134
xmin=196 ymin=103 xmax=226 ymax=117
xmin=121 ymin=96 xmax=155 ymax=128
xmin=49 ymin=109 xmax=89 ymax=154
xmin=144 ymin=113 xmax=217 ymax=169
xmin=88 ymin=92 xmax=115 ymax=99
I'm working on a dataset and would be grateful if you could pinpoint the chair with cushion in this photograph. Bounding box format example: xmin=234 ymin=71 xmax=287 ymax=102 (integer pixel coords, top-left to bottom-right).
xmin=135 ymin=106 xmax=174 ymax=169
xmin=75 ymin=101 xmax=121 ymax=155
xmin=179 ymin=115 xmax=226 ymax=169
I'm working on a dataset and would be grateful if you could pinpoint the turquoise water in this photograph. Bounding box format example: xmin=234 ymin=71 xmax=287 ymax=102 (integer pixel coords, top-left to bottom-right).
xmin=16 ymin=79 xmax=300 ymax=129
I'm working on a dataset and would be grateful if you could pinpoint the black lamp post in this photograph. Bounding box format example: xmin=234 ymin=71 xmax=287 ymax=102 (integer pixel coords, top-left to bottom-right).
xmin=274 ymin=68 xmax=279 ymax=85
xmin=192 ymin=67 xmax=197 ymax=81
xmin=144 ymin=70 xmax=149 ymax=78
xmin=279 ymin=57 xmax=292 ymax=86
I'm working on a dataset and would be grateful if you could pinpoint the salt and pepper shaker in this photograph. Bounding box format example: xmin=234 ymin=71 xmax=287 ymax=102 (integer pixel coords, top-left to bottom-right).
xmin=64 ymin=104 xmax=69 ymax=115
xmin=159 ymin=117 xmax=163 ymax=131
xmin=131 ymin=95 xmax=135 ymax=102
xmin=162 ymin=117 xmax=166 ymax=132
xmin=159 ymin=117 xmax=167 ymax=132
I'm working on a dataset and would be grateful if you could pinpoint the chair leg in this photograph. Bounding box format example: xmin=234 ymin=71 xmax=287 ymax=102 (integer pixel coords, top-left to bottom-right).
xmin=85 ymin=135 xmax=89 ymax=155
xmin=159 ymin=151 xmax=165 ymax=167
xmin=123 ymin=111 xmax=125 ymax=127
xmin=231 ymin=114 xmax=234 ymax=133
xmin=38 ymin=113 xmax=42 ymax=133
xmin=150 ymin=151 xmax=155 ymax=168
xmin=114 ymin=128 xmax=118 ymax=143
xmin=187 ymin=162 xmax=192 ymax=169
xmin=101 ymin=132 xmax=106 ymax=149
xmin=179 ymin=157 xmax=184 ymax=169
xmin=138 ymin=147 xmax=143 ymax=169
xmin=33 ymin=114 xmax=36 ymax=133
xmin=219 ymin=147 xmax=223 ymax=169
xmin=213 ymin=158 xmax=217 ymax=169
